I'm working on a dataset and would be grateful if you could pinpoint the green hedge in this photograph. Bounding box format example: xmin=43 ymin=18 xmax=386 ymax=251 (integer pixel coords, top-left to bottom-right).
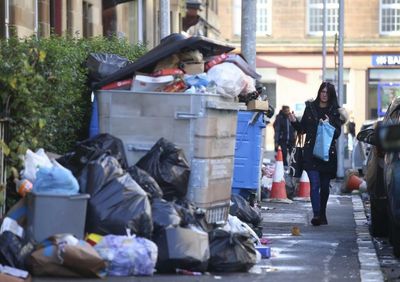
xmin=0 ymin=35 xmax=146 ymax=169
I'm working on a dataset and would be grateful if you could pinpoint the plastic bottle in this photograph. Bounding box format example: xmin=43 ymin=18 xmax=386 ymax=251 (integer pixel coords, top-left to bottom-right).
xmin=15 ymin=178 xmax=33 ymax=197
xmin=11 ymin=168 xmax=33 ymax=197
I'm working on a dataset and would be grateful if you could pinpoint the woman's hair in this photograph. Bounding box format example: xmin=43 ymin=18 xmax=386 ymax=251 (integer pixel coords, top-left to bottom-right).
xmin=314 ymin=82 xmax=339 ymax=108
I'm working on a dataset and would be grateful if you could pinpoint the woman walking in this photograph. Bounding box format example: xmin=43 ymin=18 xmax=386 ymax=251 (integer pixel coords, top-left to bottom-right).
xmin=288 ymin=82 xmax=347 ymax=226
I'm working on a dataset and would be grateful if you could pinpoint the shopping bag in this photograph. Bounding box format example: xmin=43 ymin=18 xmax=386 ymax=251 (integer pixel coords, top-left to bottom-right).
xmin=28 ymin=234 xmax=106 ymax=278
xmin=313 ymin=121 xmax=335 ymax=161
xmin=288 ymin=134 xmax=304 ymax=178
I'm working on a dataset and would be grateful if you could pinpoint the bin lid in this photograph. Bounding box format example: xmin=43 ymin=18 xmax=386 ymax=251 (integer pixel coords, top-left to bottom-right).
xmin=92 ymin=33 xmax=235 ymax=90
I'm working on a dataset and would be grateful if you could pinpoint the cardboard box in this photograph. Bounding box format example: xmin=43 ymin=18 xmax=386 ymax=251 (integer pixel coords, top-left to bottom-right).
xmin=0 ymin=265 xmax=31 ymax=282
xmin=247 ymin=100 xmax=269 ymax=111
xmin=0 ymin=273 xmax=31 ymax=282
xmin=182 ymin=62 xmax=204 ymax=75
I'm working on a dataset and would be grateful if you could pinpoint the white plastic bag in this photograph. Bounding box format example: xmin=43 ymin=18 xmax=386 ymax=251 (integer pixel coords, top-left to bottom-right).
xmin=207 ymin=62 xmax=248 ymax=98
xmin=94 ymin=234 xmax=158 ymax=276
xmin=223 ymin=215 xmax=261 ymax=245
xmin=22 ymin=149 xmax=53 ymax=183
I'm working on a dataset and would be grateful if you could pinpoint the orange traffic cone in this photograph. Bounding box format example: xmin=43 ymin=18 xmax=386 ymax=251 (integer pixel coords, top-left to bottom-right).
xmin=346 ymin=173 xmax=367 ymax=192
xmin=294 ymin=170 xmax=311 ymax=201
xmin=268 ymin=147 xmax=292 ymax=203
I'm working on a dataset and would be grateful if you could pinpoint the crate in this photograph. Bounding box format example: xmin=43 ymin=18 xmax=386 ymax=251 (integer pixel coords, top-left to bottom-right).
xmin=26 ymin=193 xmax=90 ymax=242
xmin=96 ymin=90 xmax=244 ymax=223
xmin=232 ymin=111 xmax=265 ymax=195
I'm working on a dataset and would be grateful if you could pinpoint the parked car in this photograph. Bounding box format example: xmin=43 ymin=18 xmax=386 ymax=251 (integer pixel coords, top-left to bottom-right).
xmin=357 ymin=98 xmax=400 ymax=257
xmin=352 ymin=119 xmax=380 ymax=175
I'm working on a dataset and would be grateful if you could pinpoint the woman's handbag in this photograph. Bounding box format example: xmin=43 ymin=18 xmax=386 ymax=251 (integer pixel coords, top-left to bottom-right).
xmin=313 ymin=121 xmax=335 ymax=161
xmin=289 ymin=134 xmax=304 ymax=178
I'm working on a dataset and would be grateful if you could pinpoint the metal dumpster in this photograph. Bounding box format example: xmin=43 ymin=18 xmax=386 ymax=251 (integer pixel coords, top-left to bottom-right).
xmin=232 ymin=111 xmax=265 ymax=198
xmin=96 ymin=90 xmax=244 ymax=224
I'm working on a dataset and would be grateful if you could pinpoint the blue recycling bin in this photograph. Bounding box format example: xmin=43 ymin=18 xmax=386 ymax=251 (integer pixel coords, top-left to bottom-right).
xmin=232 ymin=111 xmax=265 ymax=198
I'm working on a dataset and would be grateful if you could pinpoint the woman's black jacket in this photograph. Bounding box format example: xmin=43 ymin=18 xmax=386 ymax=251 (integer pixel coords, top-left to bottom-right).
xmin=291 ymin=100 xmax=342 ymax=179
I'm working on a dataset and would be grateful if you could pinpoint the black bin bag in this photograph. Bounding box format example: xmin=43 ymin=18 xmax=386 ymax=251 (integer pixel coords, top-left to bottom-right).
xmin=86 ymin=53 xmax=130 ymax=83
xmin=80 ymin=154 xmax=153 ymax=238
xmin=0 ymin=231 xmax=34 ymax=270
xmin=57 ymin=133 xmax=129 ymax=177
xmin=127 ymin=165 xmax=163 ymax=200
xmin=151 ymin=198 xmax=181 ymax=235
xmin=208 ymin=229 xmax=257 ymax=272
xmin=230 ymin=194 xmax=262 ymax=227
xmin=136 ymin=138 xmax=190 ymax=200
xmin=153 ymin=226 xmax=210 ymax=273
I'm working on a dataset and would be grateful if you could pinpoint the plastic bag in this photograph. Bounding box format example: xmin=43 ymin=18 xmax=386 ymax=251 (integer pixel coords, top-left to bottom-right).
xmin=153 ymin=226 xmax=209 ymax=273
xmin=28 ymin=234 xmax=105 ymax=278
xmin=184 ymin=73 xmax=210 ymax=87
xmin=313 ymin=121 xmax=335 ymax=161
xmin=229 ymin=194 xmax=262 ymax=227
xmin=32 ymin=166 xmax=79 ymax=195
xmin=22 ymin=149 xmax=53 ymax=183
xmin=136 ymin=138 xmax=190 ymax=200
xmin=80 ymin=154 xmax=153 ymax=238
xmin=173 ymin=198 xmax=205 ymax=229
xmin=151 ymin=198 xmax=181 ymax=234
xmin=206 ymin=62 xmax=248 ymax=98
xmin=127 ymin=166 xmax=163 ymax=200
xmin=0 ymin=231 xmax=29 ymax=269
xmin=208 ymin=229 xmax=258 ymax=272
xmin=223 ymin=215 xmax=260 ymax=245
xmin=94 ymin=234 xmax=158 ymax=276
xmin=86 ymin=53 xmax=130 ymax=82
xmin=57 ymin=133 xmax=128 ymax=177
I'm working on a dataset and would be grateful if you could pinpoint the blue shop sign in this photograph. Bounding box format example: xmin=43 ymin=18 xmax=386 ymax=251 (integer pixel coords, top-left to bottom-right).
xmin=372 ymin=54 xmax=400 ymax=66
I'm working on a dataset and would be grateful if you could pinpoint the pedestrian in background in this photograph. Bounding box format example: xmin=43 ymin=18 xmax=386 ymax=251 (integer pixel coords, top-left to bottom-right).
xmin=288 ymin=82 xmax=348 ymax=226
xmin=273 ymin=105 xmax=296 ymax=167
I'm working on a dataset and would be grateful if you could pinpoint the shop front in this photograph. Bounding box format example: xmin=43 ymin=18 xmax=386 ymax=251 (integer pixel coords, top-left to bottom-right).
xmin=368 ymin=54 xmax=400 ymax=119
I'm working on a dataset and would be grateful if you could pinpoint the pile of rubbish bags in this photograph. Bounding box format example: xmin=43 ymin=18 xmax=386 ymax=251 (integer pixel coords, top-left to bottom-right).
xmin=0 ymin=134 xmax=266 ymax=279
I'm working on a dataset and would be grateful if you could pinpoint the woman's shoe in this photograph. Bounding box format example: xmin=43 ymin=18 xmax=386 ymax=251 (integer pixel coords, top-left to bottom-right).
xmin=311 ymin=216 xmax=321 ymax=226
xmin=320 ymin=215 xmax=328 ymax=225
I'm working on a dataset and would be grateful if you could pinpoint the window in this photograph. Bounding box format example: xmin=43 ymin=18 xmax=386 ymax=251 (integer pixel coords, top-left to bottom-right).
xmin=209 ymin=0 xmax=218 ymax=13
xmin=50 ymin=0 xmax=62 ymax=35
xmin=380 ymin=0 xmax=400 ymax=35
xmin=257 ymin=0 xmax=271 ymax=35
xmin=368 ymin=69 xmax=400 ymax=118
xmin=307 ymin=0 xmax=338 ymax=36
xmin=232 ymin=0 xmax=271 ymax=36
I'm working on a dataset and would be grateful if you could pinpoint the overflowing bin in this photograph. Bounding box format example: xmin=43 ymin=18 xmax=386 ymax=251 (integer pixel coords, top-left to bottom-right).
xmin=231 ymin=111 xmax=265 ymax=198
xmin=26 ymin=193 xmax=90 ymax=242
xmin=95 ymin=90 xmax=244 ymax=224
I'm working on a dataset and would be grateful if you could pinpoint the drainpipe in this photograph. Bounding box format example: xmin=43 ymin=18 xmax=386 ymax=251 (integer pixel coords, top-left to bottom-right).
xmin=34 ymin=0 xmax=39 ymax=38
xmin=5 ymin=0 xmax=9 ymax=39
xmin=160 ymin=0 xmax=170 ymax=40
xmin=138 ymin=0 xmax=143 ymax=42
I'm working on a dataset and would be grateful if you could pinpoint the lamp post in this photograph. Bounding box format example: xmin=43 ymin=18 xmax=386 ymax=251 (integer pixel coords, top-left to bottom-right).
xmin=241 ymin=0 xmax=256 ymax=69
xmin=337 ymin=0 xmax=345 ymax=178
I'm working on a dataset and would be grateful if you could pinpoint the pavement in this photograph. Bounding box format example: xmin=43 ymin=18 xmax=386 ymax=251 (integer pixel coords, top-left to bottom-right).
xmin=32 ymin=178 xmax=386 ymax=282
